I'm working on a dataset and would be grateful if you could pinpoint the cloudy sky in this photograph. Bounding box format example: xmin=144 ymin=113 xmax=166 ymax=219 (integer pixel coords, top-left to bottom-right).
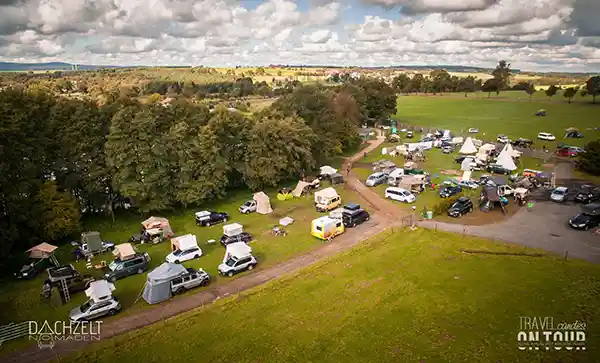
xmin=0 ymin=0 xmax=599 ymax=71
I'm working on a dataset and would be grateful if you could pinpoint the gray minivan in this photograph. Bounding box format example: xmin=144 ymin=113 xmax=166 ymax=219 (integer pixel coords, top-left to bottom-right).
xmin=104 ymin=253 xmax=151 ymax=282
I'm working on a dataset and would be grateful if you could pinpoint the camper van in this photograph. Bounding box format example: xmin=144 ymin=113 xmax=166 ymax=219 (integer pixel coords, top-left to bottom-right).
xmin=311 ymin=216 xmax=344 ymax=240
xmin=314 ymin=187 xmax=341 ymax=212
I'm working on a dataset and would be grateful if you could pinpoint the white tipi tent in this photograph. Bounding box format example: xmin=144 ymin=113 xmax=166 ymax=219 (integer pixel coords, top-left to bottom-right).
xmin=458 ymin=137 xmax=477 ymax=154
xmin=496 ymin=147 xmax=517 ymax=171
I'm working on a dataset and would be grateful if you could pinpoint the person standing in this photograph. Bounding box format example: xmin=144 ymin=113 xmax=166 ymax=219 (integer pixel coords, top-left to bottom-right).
xmin=527 ymin=200 xmax=534 ymax=212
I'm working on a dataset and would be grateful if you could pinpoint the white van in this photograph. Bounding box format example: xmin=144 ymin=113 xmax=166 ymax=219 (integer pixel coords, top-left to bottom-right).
xmin=385 ymin=187 xmax=416 ymax=203
xmin=537 ymin=132 xmax=556 ymax=141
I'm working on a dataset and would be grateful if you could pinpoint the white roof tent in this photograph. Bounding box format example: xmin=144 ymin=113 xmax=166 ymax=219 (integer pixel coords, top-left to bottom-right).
xmin=85 ymin=280 xmax=115 ymax=303
xmin=320 ymin=165 xmax=338 ymax=176
xmin=314 ymin=187 xmax=339 ymax=204
xmin=170 ymin=234 xmax=198 ymax=252
xmin=113 ymin=243 xmax=137 ymax=260
xmin=223 ymin=223 xmax=244 ymax=237
xmin=224 ymin=242 xmax=252 ymax=263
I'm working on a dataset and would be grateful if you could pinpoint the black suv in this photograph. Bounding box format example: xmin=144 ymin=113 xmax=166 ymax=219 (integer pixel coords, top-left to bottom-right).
xmin=447 ymin=197 xmax=474 ymax=217
xmin=342 ymin=209 xmax=370 ymax=227
xmin=574 ymin=186 xmax=600 ymax=204
xmin=439 ymin=185 xmax=462 ymax=198
xmin=220 ymin=232 xmax=253 ymax=246
xmin=487 ymin=164 xmax=511 ymax=175
xmin=195 ymin=211 xmax=229 ymax=227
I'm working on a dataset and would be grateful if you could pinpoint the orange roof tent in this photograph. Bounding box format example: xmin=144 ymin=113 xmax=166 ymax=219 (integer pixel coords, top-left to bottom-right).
xmin=26 ymin=242 xmax=59 ymax=265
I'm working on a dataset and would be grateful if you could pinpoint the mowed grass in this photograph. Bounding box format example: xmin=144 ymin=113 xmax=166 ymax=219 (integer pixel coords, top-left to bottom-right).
xmin=394 ymin=94 xmax=600 ymax=147
xmin=60 ymin=228 xmax=600 ymax=363
xmin=0 ymin=179 xmax=369 ymax=353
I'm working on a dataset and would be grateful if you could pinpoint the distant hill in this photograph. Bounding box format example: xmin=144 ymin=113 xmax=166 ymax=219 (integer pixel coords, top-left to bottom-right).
xmin=0 ymin=62 xmax=124 ymax=71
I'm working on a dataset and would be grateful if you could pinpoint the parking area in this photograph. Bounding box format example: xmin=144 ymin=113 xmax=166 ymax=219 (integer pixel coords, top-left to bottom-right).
xmin=421 ymin=201 xmax=600 ymax=263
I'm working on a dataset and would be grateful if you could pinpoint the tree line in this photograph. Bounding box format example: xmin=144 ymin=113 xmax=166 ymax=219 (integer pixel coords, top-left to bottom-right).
xmin=0 ymin=78 xmax=396 ymax=259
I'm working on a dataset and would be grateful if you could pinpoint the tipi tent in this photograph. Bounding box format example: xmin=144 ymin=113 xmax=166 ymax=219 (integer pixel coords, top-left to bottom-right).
xmin=496 ymin=148 xmax=517 ymax=171
xmin=459 ymin=137 xmax=477 ymax=154
xmin=170 ymin=234 xmax=198 ymax=252
xmin=142 ymin=263 xmax=187 ymax=304
xmin=253 ymin=192 xmax=273 ymax=214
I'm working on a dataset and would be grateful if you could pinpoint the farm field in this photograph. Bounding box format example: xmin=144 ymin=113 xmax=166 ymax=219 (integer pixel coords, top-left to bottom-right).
xmin=393 ymin=94 xmax=599 ymax=147
xmin=0 ymin=174 xmax=367 ymax=352
xmin=428 ymin=89 xmax=589 ymax=102
xmin=60 ymin=228 xmax=600 ymax=363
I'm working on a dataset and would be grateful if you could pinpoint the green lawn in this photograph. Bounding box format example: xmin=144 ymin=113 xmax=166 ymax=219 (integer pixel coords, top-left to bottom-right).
xmin=60 ymin=228 xmax=600 ymax=363
xmin=0 ymin=182 xmax=370 ymax=353
xmin=393 ymin=95 xmax=599 ymax=147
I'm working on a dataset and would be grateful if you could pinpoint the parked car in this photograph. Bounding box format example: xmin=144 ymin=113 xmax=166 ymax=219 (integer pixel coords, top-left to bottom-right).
xmin=406 ymin=131 xmax=413 ymax=138
xmin=447 ymin=197 xmax=474 ymax=217
xmin=218 ymin=253 xmax=257 ymax=277
xmin=468 ymin=128 xmax=478 ymax=133
xmin=81 ymin=241 xmax=115 ymax=256
xmin=166 ymin=246 xmax=202 ymax=264
xmin=366 ymin=172 xmax=387 ymax=187
xmin=342 ymin=208 xmax=370 ymax=228
xmin=420 ymin=136 xmax=435 ymax=142
xmin=239 ymin=200 xmax=257 ymax=214
xmin=385 ymin=187 xmax=416 ymax=203
xmin=15 ymin=259 xmax=52 ymax=280
xmin=439 ymin=185 xmax=462 ymax=198
xmin=442 ymin=145 xmax=453 ymax=154
xmin=486 ymin=164 xmax=511 ymax=175
xmin=69 ymin=296 xmax=121 ymax=322
xmin=458 ymin=180 xmax=479 ymax=189
xmin=170 ymin=268 xmax=210 ymax=294
xmin=220 ymin=232 xmax=253 ymax=246
xmin=569 ymin=213 xmax=600 ymax=230
xmin=512 ymin=138 xmax=533 ymax=148
xmin=104 ymin=253 xmax=151 ymax=282
xmin=195 ymin=211 xmax=229 ymax=226
xmin=497 ymin=135 xmax=510 ymax=143
xmin=455 ymin=156 xmax=468 ymax=164
xmin=537 ymin=132 xmax=556 ymax=141
xmin=575 ymin=185 xmax=600 ymax=204
xmin=48 ymin=264 xmax=81 ymax=284
xmin=571 ymin=147 xmax=585 ymax=154
xmin=550 ymin=187 xmax=568 ymax=202
xmin=556 ymin=147 xmax=578 ymax=157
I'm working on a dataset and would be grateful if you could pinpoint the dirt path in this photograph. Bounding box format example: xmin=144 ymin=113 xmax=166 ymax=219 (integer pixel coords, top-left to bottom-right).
xmin=3 ymin=138 xmax=397 ymax=363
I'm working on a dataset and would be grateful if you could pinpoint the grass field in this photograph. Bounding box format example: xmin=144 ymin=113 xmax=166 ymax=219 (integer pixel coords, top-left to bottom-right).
xmin=60 ymin=228 xmax=600 ymax=363
xmin=393 ymin=94 xmax=599 ymax=147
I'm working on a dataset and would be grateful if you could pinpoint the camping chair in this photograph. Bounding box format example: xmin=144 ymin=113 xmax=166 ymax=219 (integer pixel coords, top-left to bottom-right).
xmin=272 ymin=226 xmax=287 ymax=236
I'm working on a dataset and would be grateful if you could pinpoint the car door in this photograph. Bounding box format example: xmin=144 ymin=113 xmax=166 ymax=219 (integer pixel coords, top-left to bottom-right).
xmin=87 ymin=301 xmax=110 ymax=319
xmin=235 ymin=257 xmax=251 ymax=271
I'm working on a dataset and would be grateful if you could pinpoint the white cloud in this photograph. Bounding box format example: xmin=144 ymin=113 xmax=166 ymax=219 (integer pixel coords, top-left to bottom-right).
xmin=0 ymin=0 xmax=598 ymax=71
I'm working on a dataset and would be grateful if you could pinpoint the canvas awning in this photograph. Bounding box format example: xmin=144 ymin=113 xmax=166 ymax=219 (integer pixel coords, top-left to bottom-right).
xmin=113 ymin=243 xmax=137 ymax=260
xmin=26 ymin=243 xmax=58 ymax=260
xmin=292 ymin=181 xmax=311 ymax=197
xmin=85 ymin=280 xmax=115 ymax=303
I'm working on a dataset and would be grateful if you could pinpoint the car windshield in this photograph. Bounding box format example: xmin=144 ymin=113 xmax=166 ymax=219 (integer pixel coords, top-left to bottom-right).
xmin=172 ymin=249 xmax=183 ymax=256
xmin=80 ymin=299 xmax=93 ymax=312
xmin=554 ymin=190 xmax=566 ymax=195
xmin=225 ymin=258 xmax=237 ymax=267
xmin=108 ymin=261 xmax=118 ymax=271
xmin=243 ymin=201 xmax=252 ymax=206
xmin=368 ymin=175 xmax=379 ymax=180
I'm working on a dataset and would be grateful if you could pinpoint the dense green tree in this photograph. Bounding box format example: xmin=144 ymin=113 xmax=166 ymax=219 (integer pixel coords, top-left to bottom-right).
xmin=430 ymin=70 xmax=452 ymax=94
xmin=491 ymin=60 xmax=511 ymax=92
xmin=563 ymin=87 xmax=579 ymax=104
xmin=36 ymin=181 xmax=81 ymax=241
xmin=457 ymin=76 xmax=477 ymax=97
xmin=524 ymin=82 xmax=536 ymax=101
xmin=585 ymin=76 xmax=600 ymax=103
xmin=578 ymin=140 xmax=600 ymax=175
xmin=350 ymin=78 xmax=397 ymax=122
xmin=545 ymin=85 xmax=559 ymax=99
xmin=409 ymin=73 xmax=424 ymax=93
xmin=391 ymin=74 xmax=410 ymax=93
xmin=481 ymin=78 xmax=498 ymax=98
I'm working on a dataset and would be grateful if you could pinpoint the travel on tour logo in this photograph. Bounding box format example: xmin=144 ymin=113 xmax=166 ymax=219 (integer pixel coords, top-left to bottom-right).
xmin=518 ymin=316 xmax=586 ymax=351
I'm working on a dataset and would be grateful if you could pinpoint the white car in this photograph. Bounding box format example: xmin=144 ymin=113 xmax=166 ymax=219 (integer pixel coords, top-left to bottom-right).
xmin=468 ymin=128 xmax=479 ymax=133
xmin=497 ymin=135 xmax=510 ymax=143
xmin=550 ymin=187 xmax=568 ymax=202
xmin=366 ymin=172 xmax=387 ymax=187
xmin=458 ymin=180 xmax=479 ymax=189
xmin=166 ymin=246 xmax=203 ymax=264
xmin=538 ymin=132 xmax=556 ymax=141
xmin=385 ymin=187 xmax=416 ymax=203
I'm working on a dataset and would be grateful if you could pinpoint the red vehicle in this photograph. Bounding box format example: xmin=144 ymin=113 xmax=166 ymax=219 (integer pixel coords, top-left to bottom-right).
xmin=556 ymin=148 xmax=578 ymax=157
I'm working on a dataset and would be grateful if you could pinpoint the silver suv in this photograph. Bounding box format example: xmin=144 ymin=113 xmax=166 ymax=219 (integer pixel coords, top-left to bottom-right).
xmin=69 ymin=296 xmax=121 ymax=322
xmin=218 ymin=255 xmax=257 ymax=277
xmin=170 ymin=268 xmax=210 ymax=294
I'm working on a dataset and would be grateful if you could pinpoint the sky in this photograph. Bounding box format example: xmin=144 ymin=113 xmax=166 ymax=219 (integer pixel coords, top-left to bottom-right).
xmin=0 ymin=0 xmax=599 ymax=72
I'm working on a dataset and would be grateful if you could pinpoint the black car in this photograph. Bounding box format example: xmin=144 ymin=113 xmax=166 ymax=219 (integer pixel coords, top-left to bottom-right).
xmin=574 ymin=186 xmax=600 ymax=204
xmin=342 ymin=209 xmax=370 ymax=227
xmin=447 ymin=197 xmax=474 ymax=217
xmin=455 ymin=156 xmax=468 ymax=164
xmin=220 ymin=232 xmax=253 ymax=246
xmin=487 ymin=164 xmax=511 ymax=175
xmin=512 ymin=138 xmax=533 ymax=148
xmin=568 ymin=213 xmax=600 ymax=230
xmin=439 ymin=185 xmax=462 ymax=198
xmin=195 ymin=211 xmax=229 ymax=227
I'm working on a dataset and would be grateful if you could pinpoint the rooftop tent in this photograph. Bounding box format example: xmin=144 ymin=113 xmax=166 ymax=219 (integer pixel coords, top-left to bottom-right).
xmin=292 ymin=181 xmax=311 ymax=197
xmin=27 ymin=243 xmax=58 ymax=260
xmin=223 ymin=223 xmax=244 ymax=237
xmin=113 ymin=243 xmax=137 ymax=260
xmin=253 ymin=192 xmax=273 ymax=214
xmin=495 ymin=148 xmax=517 ymax=171
xmin=170 ymin=234 xmax=198 ymax=252
xmin=319 ymin=165 xmax=337 ymax=176
xmin=85 ymin=280 xmax=115 ymax=303
xmin=459 ymin=137 xmax=477 ymax=154
xmin=141 ymin=216 xmax=173 ymax=237
xmin=81 ymin=231 xmax=102 ymax=253
xmin=224 ymin=242 xmax=252 ymax=263
xmin=314 ymin=187 xmax=339 ymax=204
xmin=142 ymin=263 xmax=187 ymax=304
xmin=461 ymin=157 xmax=474 ymax=171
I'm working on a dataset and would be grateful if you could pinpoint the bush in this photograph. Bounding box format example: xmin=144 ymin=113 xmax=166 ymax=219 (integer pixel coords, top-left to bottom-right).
xmin=578 ymin=140 xmax=600 ymax=176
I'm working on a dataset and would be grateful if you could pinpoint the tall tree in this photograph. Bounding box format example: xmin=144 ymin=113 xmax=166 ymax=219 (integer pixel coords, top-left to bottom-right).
xmin=491 ymin=60 xmax=511 ymax=93
xmin=429 ymin=70 xmax=452 ymax=94
xmin=391 ymin=73 xmax=410 ymax=94
xmin=457 ymin=76 xmax=477 ymax=97
xmin=524 ymin=82 xmax=536 ymax=101
xmin=545 ymin=85 xmax=559 ymax=99
xmin=36 ymin=181 xmax=81 ymax=241
xmin=409 ymin=74 xmax=424 ymax=93
xmin=481 ymin=79 xmax=498 ymax=98
xmin=585 ymin=76 xmax=600 ymax=104
xmin=563 ymin=87 xmax=579 ymax=104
